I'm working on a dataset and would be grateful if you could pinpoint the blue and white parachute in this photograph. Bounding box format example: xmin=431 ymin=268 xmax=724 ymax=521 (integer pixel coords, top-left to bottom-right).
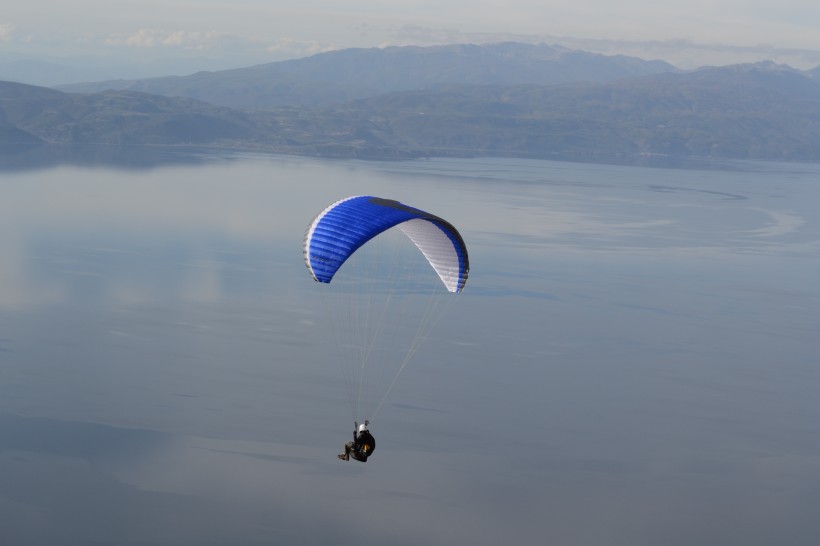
xmin=303 ymin=196 xmax=469 ymax=293
xmin=303 ymin=196 xmax=469 ymax=424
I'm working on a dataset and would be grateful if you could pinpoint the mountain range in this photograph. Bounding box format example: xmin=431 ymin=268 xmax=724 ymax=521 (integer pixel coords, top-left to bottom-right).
xmin=3 ymin=43 xmax=820 ymax=163
xmin=56 ymin=43 xmax=678 ymax=109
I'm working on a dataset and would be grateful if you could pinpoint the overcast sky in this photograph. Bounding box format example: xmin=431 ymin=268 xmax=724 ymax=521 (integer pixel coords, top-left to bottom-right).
xmin=4 ymin=1 xmax=820 ymax=70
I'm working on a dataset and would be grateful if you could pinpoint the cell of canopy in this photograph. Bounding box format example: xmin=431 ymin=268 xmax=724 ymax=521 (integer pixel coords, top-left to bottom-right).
xmin=303 ymin=196 xmax=469 ymax=293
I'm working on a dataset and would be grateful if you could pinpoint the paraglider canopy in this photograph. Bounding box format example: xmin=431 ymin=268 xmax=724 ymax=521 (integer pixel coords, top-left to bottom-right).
xmin=303 ymin=195 xmax=469 ymax=424
xmin=303 ymin=196 xmax=469 ymax=293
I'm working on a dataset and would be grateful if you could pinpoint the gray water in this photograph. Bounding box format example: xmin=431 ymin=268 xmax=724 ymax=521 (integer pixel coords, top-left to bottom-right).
xmin=0 ymin=149 xmax=818 ymax=545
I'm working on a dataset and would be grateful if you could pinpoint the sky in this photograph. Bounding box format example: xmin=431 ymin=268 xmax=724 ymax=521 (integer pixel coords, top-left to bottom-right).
xmin=3 ymin=0 xmax=820 ymax=73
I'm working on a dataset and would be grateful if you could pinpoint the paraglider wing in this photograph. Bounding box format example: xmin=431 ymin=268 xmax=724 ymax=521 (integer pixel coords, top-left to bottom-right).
xmin=303 ymin=196 xmax=469 ymax=292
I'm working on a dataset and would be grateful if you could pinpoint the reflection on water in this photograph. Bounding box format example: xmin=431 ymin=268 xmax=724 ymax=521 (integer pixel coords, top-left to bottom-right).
xmin=1 ymin=149 xmax=819 ymax=545
xmin=0 ymin=143 xmax=235 ymax=172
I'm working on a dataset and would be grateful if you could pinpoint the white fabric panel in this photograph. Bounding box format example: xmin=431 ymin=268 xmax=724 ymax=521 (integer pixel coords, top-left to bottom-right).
xmin=398 ymin=218 xmax=461 ymax=293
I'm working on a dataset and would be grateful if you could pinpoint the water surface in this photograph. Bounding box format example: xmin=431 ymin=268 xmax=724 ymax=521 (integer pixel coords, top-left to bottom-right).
xmin=1 ymin=150 xmax=819 ymax=545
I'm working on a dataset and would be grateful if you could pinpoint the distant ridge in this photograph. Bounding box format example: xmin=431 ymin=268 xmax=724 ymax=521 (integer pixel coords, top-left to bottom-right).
xmin=56 ymin=42 xmax=678 ymax=110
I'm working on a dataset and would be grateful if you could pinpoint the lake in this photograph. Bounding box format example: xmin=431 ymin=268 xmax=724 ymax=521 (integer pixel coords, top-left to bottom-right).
xmin=1 ymin=148 xmax=818 ymax=545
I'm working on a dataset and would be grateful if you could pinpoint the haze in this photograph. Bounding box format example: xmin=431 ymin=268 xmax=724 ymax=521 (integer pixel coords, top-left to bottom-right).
xmin=3 ymin=0 xmax=820 ymax=76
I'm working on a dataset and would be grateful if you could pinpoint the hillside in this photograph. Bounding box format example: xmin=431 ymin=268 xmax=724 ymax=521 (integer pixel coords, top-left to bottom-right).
xmin=333 ymin=62 xmax=820 ymax=160
xmin=4 ymin=60 xmax=820 ymax=163
xmin=0 ymin=80 xmax=276 ymax=147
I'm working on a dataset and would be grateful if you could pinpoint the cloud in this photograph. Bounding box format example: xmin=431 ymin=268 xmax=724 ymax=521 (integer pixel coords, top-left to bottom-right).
xmin=558 ymin=36 xmax=820 ymax=69
xmin=116 ymin=29 xmax=230 ymax=50
xmin=96 ymin=29 xmax=339 ymax=63
xmin=6 ymin=17 xmax=820 ymax=73
xmin=263 ymin=37 xmax=337 ymax=57
xmin=0 ymin=23 xmax=15 ymax=41
xmin=383 ymin=24 xmax=820 ymax=69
